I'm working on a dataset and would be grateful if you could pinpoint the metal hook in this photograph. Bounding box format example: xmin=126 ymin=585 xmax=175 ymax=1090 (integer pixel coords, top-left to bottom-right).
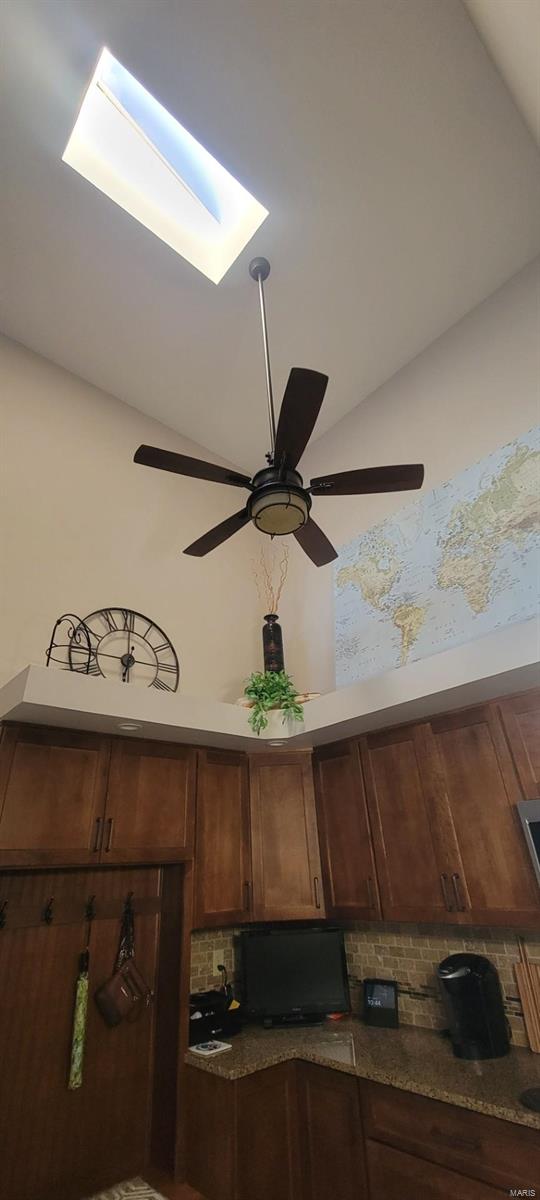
xmin=85 ymin=894 xmax=96 ymax=923
xmin=0 ymin=901 xmax=7 ymax=930
xmin=42 ymin=897 xmax=54 ymax=925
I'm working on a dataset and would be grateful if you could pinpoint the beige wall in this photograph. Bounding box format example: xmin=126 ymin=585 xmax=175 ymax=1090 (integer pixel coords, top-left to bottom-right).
xmin=286 ymin=258 xmax=540 ymax=694
xmin=190 ymin=923 xmax=540 ymax=1049
xmin=0 ymin=334 xmax=264 ymax=700
xmin=1 ymin=258 xmax=538 ymax=704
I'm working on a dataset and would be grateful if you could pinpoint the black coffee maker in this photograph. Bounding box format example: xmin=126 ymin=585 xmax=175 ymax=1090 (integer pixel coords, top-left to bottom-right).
xmin=437 ymin=953 xmax=510 ymax=1060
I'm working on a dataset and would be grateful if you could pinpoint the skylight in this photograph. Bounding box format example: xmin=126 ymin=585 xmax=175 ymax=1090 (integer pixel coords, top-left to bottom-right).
xmin=62 ymin=48 xmax=268 ymax=283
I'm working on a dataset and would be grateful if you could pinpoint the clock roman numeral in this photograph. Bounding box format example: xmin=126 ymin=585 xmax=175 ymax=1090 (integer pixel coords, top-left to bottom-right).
xmin=155 ymin=661 xmax=176 ymax=673
xmin=122 ymin=610 xmax=135 ymax=632
xmin=102 ymin=609 xmax=118 ymax=633
xmin=151 ymin=676 xmax=173 ymax=691
xmin=153 ymin=641 xmax=170 ymax=654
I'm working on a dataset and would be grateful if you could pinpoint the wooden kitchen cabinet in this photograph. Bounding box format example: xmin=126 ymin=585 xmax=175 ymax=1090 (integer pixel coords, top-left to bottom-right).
xmin=249 ymin=752 xmax=325 ymax=921
xmin=103 ymin=737 xmax=196 ymax=864
xmin=498 ymin=688 xmax=540 ymax=798
xmin=236 ymin=1063 xmax=301 ymax=1200
xmin=0 ymin=724 xmax=110 ymax=867
xmin=194 ymin=749 xmax=252 ymax=927
xmin=428 ymin=705 xmax=539 ymax=926
xmin=359 ymin=724 xmax=462 ymax=923
xmin=361 ymin=1080 xmax=540 ymax=1193
xmin=314 ymin=741 xmax=380 ymax=920
xmin=297 ymin=1062 xmax=368 ymax=1200
xmin=365 ymin=1140 xmax=504 ymax=1200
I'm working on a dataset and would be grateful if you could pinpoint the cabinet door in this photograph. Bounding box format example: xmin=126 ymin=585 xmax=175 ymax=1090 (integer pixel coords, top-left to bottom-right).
xmin=297 ymin=1063 xmax=368 ymax=1200
xmin=236 ymin=1063 xmax=301 ymax=1200
xmin=360 ymin=725 xmax=462 ymax=923
xmin=314 ymin=742 xmax=380 ymax=920
xmin=249 ymin=753 xmax=325 ymax=921
xmin=365 ymin=1141 xmax=504 ymax=1200
xmin=498 ymin=688 xmax=540 ymax=798
xmin=103 ymin=738 xmax=196 ymax=863
xmin=0 ymin=725 xmax=109 ymax=867
xmin=429 ymin=706 xmax=539 ymax=926
xmin=194 ymin=749 xmax=252 ymax=928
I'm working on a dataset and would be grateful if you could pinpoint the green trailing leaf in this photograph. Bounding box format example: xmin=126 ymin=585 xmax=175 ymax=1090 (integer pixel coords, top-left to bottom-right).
xmin=244 ymin=671 xmax=304 ymax=735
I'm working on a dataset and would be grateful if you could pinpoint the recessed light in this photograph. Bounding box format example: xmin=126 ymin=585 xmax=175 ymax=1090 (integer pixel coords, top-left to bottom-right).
xmin=62 ymin=47 xmax=268 ymax=283
xmin=118 ymin=722 xmax=142 ymax=731
xmin=268 ymin=739 xmax=286 ymax=747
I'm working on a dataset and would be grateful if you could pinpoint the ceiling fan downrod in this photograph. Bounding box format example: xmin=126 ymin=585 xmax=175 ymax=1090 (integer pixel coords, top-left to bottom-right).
xmin=249 ymin=257 xmax=276 ymax=461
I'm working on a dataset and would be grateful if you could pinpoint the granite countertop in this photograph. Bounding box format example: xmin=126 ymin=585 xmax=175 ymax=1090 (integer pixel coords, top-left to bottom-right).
xmin=186 ymin=1018 xmax=540 ymax=1131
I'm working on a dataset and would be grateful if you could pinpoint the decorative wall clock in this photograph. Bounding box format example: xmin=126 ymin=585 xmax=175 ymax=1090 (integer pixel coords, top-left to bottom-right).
xmin=68 ymin=608 xmax=179 ymax=692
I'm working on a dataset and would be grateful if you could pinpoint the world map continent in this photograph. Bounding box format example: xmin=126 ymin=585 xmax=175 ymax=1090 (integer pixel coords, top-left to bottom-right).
xmin=334 ymin=429 xmax=540 ymax=687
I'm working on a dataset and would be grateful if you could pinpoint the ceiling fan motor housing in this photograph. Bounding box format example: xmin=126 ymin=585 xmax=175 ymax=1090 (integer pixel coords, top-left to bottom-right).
xmin=248 ymin=466 xmax=311 ymax=536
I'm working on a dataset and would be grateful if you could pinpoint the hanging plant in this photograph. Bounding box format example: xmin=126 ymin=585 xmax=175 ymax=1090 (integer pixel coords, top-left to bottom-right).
xmin=244 ymin=670 xmax=304 ymax=735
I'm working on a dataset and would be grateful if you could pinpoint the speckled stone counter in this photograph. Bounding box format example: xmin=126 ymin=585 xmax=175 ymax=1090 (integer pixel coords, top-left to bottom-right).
xmin=186 ymin=1018 xmax=540 ymax=1131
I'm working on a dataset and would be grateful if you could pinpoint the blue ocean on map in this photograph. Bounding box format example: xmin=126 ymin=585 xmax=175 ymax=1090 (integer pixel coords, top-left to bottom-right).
xmin=334 ymin=427 xmax=540 ymax=688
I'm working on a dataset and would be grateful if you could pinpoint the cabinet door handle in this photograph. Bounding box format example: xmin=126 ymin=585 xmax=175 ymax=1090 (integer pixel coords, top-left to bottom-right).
xmin=244 ymin=880 xmax=252 ymax=912
xmin=313 ymin=876 xmax=321 ymax=909
xmin=104 ymin=817 xmax=114 ymax=853
xmin=366 ymin=876 xmax=374 ymax=909
xmin=440 ymin=873 xmax=453 ymax=911
xmin=431 ymin=1125 xmax=481 ymax=1154
xmin=92 ymin=817 xmax=103 ymax=853
xmin=451 ymin=872 xmax=466 ymax=912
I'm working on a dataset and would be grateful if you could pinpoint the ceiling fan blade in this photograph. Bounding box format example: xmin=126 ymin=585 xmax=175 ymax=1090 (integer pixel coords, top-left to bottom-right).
xmin=183 ymin=509 xmax=250 ymax=557
xmin=310 ymin=463 xmax=424 ymax=496
xmin=274 ymin=369 xmax=328 ymax=469
xmin=134 ymin=445 xmax=251 ymax=490
xmin=294 ymin=518 xmax=337 ymax=566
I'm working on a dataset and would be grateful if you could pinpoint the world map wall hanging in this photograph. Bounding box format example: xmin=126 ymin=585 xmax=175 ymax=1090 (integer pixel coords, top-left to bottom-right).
xmin=334 ymin=426 xmax=540 ymax=687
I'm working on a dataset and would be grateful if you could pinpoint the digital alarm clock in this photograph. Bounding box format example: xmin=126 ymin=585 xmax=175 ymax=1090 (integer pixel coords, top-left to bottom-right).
xmin=362 ymin=978 xmax=399 ymax=1028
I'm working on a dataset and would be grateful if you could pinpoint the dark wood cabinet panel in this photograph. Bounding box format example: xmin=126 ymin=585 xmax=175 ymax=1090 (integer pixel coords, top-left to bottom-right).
xmin=103 ymin=738 xmax=196 ymax=864
xmin=0 ymin=725 xmax=110 ymax=868
xmin=498 ymin=688 xmax=540 ymax=798
xmin=297 ymin=1063 xmax=368 ymax=1200
xmin=0 ymin=866 xmax=162 ymax=1200
xmin=194 ymin=750 xmax=252 ymax=928
xmin=365 ymin=1140 xmax=504 ymax=1200
xmin=314 ymin=742 xmax=380 ymax=920
xmin=429 ymin=706 xmax=539 ymax=926
xmin=360 ymin=725 xmax=461 ymax=923
xmin=249 ymin=753 xmax=325 ymax=921
xmin=362 ymin=1080 xmax=540 ymax=1193
xmin=185 ymin=1065 xmax=235 ymax=1200
xmin=236 ymin=1063 xmax=301 ymax=1200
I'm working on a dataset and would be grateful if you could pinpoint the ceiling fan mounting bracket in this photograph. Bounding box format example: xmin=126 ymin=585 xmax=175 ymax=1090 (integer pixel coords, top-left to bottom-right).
xmin=249 ymin=256 xmax=271 ymax=282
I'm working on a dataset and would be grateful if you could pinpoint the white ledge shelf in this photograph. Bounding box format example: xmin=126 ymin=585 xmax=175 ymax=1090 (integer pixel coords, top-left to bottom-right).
xmin=0 ymin=620 xmax=537 ymax=750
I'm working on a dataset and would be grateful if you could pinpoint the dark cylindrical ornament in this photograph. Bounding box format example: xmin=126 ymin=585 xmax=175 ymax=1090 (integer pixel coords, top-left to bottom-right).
xmin=262 ymin=613 xmax=284 ymax=673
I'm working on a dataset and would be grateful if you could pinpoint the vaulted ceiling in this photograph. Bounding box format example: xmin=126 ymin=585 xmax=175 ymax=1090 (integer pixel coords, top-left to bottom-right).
xmin=1 ymin=0 xmax=539 ymax=469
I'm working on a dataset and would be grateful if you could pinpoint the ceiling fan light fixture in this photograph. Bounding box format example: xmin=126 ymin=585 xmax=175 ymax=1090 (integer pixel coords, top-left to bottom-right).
xmin=250 ymin=487 xmax=309 ymax=535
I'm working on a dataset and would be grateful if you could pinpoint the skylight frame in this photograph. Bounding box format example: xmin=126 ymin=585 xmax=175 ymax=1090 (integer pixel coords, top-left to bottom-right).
xmin=62 ymin=48 xmax=269 ymax=283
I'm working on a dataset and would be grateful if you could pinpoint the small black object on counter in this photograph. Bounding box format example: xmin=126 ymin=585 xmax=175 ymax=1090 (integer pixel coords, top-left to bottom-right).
xmin=189 ymin=990 xmax=243 ymax=1045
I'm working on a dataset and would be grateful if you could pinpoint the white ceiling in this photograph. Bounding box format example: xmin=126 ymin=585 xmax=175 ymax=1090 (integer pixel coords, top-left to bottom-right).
xmin=464 ymin=0 xmax=540 ymax=145
xmin=1 ymin=0 xmax=540 ymax=471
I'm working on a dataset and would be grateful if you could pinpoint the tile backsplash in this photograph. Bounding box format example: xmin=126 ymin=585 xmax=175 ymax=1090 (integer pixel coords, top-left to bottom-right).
xmin=191 ymin=922 xmax=540 ymax=1049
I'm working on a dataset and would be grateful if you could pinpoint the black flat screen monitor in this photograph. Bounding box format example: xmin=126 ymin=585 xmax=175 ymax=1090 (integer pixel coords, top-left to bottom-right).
xmin=240 ymin=928 xmax=350 ymax=1024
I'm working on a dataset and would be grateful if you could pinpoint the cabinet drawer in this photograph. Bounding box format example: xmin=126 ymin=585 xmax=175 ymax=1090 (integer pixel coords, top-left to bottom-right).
xmin=361 ymin=1081 xmax=540 ymax=1192
xmin=365 ymin=1140 xmax=506 ymax=1200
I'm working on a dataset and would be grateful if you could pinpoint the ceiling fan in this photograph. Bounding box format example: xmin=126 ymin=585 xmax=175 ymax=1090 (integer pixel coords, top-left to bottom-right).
xmin=134 ymin=258 xmax=424 ymax=566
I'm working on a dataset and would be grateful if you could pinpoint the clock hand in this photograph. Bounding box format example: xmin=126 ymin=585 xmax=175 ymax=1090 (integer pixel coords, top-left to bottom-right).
xmin=122 ymin=646 xmax=135 ymax=683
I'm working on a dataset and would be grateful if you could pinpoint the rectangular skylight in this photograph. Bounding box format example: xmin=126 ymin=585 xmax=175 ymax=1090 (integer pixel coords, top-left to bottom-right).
xmin=63 ymin=48 xmax=268 ymax=283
